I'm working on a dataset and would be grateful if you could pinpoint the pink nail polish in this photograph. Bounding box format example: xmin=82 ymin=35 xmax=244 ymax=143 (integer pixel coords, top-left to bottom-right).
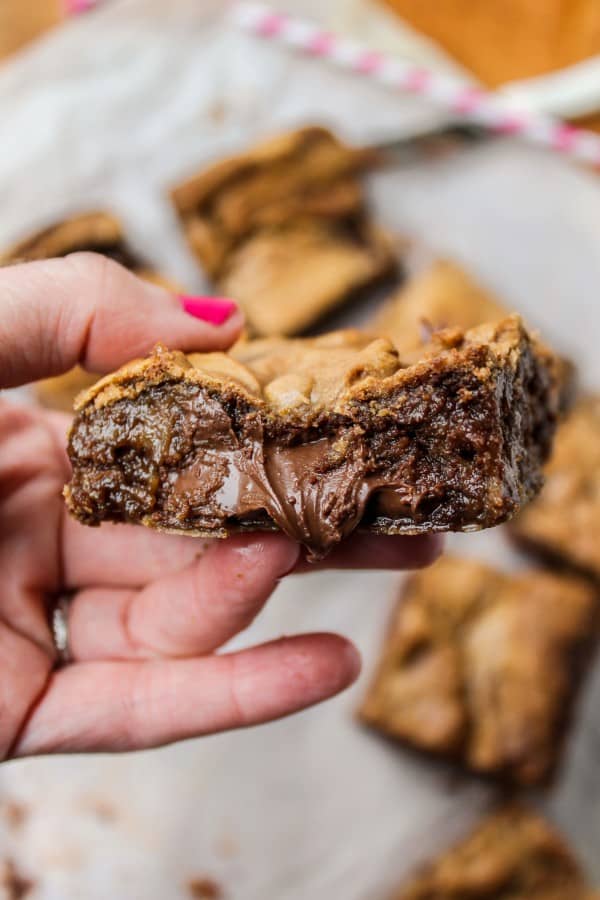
xmin=179 ymin=296 xmax=238 ymax=326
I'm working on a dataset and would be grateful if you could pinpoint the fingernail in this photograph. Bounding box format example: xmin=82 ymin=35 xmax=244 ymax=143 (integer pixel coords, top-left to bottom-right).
xmin=344 ymin=642 xmax=363 ymax=682
xmin=243 ymin=534 xmax=300 ymax=578
xmin=179 ymin=295 xmax=238 ymax=326
xmin=278 ymin=540 xmax=302 ymax=577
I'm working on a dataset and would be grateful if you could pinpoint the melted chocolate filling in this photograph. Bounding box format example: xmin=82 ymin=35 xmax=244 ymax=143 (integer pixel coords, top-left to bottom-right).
xmin=66 ymin=348 xmax=548 ymax=560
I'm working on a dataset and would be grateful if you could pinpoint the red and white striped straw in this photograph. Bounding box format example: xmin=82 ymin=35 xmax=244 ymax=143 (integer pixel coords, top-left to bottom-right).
xmin=231 ymin=1 xmax=600 ymax=168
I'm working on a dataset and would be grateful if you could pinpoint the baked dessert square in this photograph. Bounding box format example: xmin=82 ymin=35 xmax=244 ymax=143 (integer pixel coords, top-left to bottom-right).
xmin=65 ymin=315 xmax=558 ymax=559
xmin=1 ymin=212 xmax=179 ymax=412
xmin=393 ymin=805 xmax=595 ymax=898
xmin=360 ymin=556 xmax=596 ymax=784
xmin=219 ymin=219 xmax=393 ymax=338
xmin=171 ymin=126 xmax=395 ymax=336
xmin=379 ymin=0 xmax=600 ymax=87
xmin=512 ymin=396 xmax=600 ymax=581
xmin=370 ymin=260 xmax=575 ymax=411
xmin=171 ymin=126 xmax=373 ymax=274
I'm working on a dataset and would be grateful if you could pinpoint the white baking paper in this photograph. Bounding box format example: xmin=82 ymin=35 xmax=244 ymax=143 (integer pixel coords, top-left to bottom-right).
xmin=1 ymin=2 xmax=600 ymax=897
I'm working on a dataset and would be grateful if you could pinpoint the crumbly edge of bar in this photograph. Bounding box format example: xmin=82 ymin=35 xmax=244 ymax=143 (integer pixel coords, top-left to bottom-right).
xmin=73 ymin=316 xmax=541 ymax=417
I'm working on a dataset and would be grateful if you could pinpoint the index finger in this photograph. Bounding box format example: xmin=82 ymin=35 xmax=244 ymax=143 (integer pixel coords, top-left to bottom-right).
xmin=0 ymin=253 xmax=243 ymax=387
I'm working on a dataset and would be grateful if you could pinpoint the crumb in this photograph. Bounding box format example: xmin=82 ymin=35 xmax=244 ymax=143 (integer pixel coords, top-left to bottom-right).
xmin=78 ymin=794 xmax=119 ymax=824
xmin=40 ymin=845 xmax=83 ymax=870
xmin=187 ymin=877 xmax=223 ymax=899
xmin=89 ymin=799 xmax=118 ymax=824
xmin=0 ymin=860 xmax=34 ymax=900
xmin=214 ymin=834 xmax=238 ymax=860
xmin=1 ymin=802 xmax=27 ymax=831
xmin=208 ymin=100 xmax=227 ymax=124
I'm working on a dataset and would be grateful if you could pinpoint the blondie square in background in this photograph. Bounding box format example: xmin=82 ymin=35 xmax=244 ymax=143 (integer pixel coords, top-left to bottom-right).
xmin=393 ymin=805 xmax=597 ymax=898
xmin=360 ymin=556 xmax=597 ymax=784
xmin=512 ymin=396 xmax=600 ymax=581
xmin=171 ymin=126 xmax=395 ymax=336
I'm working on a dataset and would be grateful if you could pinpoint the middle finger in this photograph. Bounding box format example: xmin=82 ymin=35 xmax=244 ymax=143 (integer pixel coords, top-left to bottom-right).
xmin=67 ymin=533 xmax=300 ymax=660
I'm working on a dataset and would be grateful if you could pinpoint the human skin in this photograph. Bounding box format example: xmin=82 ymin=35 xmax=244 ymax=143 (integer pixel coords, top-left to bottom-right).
xmin=0 ymin=252 xmax=442 ymax=759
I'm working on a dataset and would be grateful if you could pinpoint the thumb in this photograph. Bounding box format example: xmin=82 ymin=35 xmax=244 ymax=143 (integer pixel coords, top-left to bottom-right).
xmin=0 ymin=252 xmax=243 ymax=388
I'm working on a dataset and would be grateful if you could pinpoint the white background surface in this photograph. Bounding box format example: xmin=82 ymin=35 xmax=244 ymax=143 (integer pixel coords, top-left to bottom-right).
xmin=1 ymin=2 xmax=600 ymax=897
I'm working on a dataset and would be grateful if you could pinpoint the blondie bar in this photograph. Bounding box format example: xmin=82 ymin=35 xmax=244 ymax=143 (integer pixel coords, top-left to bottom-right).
xmin=65 ymin=316 xmax=557 ymax=559
xmin=360 ymin=556 xmax=596 ymax=784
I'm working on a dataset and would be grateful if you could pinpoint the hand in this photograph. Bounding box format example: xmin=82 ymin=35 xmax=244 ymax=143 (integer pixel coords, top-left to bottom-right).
xmin=0 ymin=253 xmax=442 ymax=759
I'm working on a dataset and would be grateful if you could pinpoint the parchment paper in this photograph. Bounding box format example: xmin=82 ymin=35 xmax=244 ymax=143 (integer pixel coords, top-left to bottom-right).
xmin=1 ymin=3 xmax=600 ymax=897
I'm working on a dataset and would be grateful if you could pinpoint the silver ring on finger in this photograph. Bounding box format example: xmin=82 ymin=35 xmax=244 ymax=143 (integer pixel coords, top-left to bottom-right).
xmin=51 ymin=595 xmax=73 ymax=667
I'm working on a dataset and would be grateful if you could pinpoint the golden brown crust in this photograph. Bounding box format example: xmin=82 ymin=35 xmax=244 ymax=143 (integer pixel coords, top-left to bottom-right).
xmin=394 ymin=805 xmax=591 ymax=899
xmin=172 ymin=127 xmax=372 ymax=275
xmin=572 ymin=111 xmax=600 ymax=134
xmin=370 ymin=260 xmax=575 ymax=413
xmin=360 ymin=555 xmax=597 ymax=785
xmin=371 ymin=260 xmax=508 ymax=364
xmin=219 ymin=220 xmax=394 ymax=337
xmin=512 ymin=396 xmax=600 ymax=580
xmin=76 ymin=315 xmax=534 ymax=417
